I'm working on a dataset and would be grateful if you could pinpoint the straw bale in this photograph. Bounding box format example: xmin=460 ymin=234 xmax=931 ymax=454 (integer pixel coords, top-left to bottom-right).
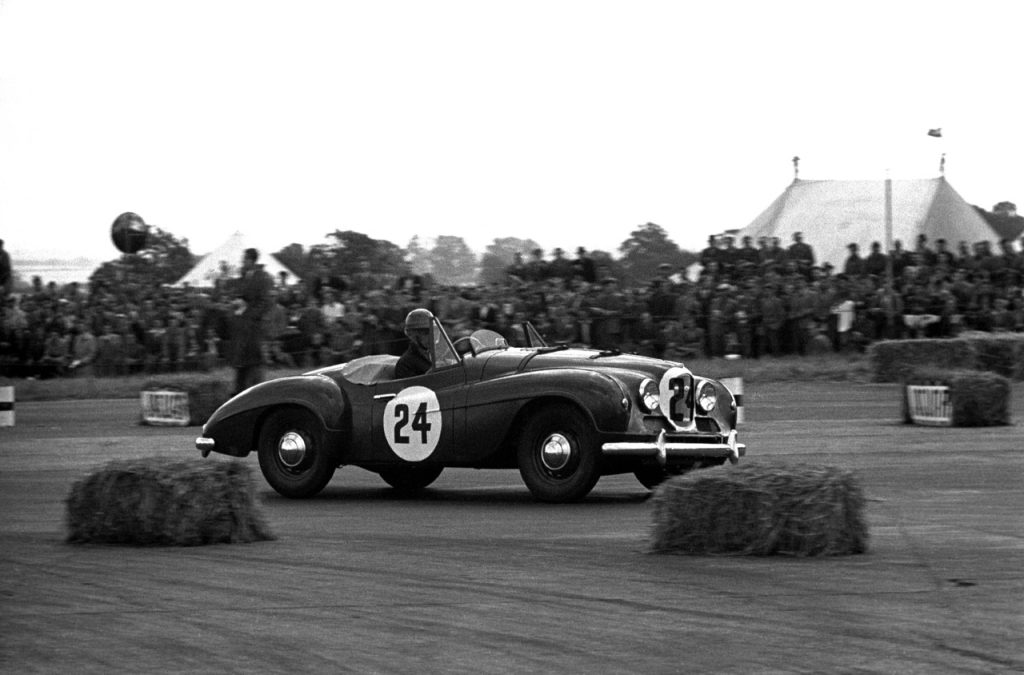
xmin=964 ymin=333 xmax=1024 ymax=380
xmin=870 ymin=334 xmax=1024 ymax=383
xmin=868 ymin=339 xmax=976 ymax=382
xmin=66 ymin=458 xmax=274 ymax=546
xmin=649 ymin=465 xmax=868 ymax=556
xmin=903 ymin=368 xmax=1011 ymax=427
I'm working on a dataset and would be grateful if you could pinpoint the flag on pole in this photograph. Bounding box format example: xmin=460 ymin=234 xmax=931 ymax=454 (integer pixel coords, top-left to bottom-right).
xmin=927 ymin=128 xmax=943 ymax=138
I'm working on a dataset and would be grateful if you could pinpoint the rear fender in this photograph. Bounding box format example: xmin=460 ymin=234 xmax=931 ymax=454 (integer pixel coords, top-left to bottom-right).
xmin=202 ymin=375 xmax=348 ymax=457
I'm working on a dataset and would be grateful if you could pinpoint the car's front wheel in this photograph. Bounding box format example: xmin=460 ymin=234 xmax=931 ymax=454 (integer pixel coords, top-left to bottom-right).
xmin=379 ymin=465 xmax=443 ymax=491
xmin=257 ymin=408 xmax=336 ymax=498
xmin=517 ymin=404 xmax=600 ymax=503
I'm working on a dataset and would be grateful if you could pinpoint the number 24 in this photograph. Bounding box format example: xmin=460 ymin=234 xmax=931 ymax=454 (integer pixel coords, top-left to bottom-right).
xmin=393 ymin=402 xmax=431 ymax=444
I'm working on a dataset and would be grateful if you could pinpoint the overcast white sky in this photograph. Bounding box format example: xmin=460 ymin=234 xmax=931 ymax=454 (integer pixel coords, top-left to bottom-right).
xmin=1 ymin=0 xmax=1021 ymax=264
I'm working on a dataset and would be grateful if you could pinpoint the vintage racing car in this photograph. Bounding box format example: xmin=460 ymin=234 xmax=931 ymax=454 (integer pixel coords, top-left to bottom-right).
xmin=196 ymin=313 xmax=745 ymax=502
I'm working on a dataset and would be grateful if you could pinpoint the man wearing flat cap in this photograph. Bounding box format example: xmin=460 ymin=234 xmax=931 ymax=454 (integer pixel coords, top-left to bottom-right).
xmin=229 ymin=247 xmax=273 ymax=394
xmin=787 ymin=232 xmax=815 ymax=278
xmin=843 ymin=242 xmax=865 ymax=277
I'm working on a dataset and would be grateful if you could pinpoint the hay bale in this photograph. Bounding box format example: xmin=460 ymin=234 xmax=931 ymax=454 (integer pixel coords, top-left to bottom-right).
xmin=649 ymin=465 xmax=868 ymax=556
xmin=142 ymin=375 xmax=230 ymax=426
xmin=66 ymin=458 xmax=274 ymax=546
xmin=870 ymin=334 xmax=1024 ymax=383
xmin=965 ymin=333 xmax=1024 ymax=380
xmin=868 ymin=338 xmax=977 ymax=382
xmin=903 ymin=368 xmax=1012 ymax=427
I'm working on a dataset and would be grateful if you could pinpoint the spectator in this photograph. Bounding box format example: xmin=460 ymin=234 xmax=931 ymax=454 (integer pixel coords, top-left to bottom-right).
xmin=699 ymin=235 xmax=719 ymax=271
xmin=863 ymin=241 xmax=888 ymax=278
xmin=548 ymin=248 xmax=574 ymax=283
xmin=830 ymin=291 xmax=857 ymax=352
xmin=3 ymin=229 xmax=1023 ymax=382
xmin=787 ymin=232 xmax=815 ymax=278
xmin=718 ymin=236 xmax=739 ymax=279
xmin=262 ymin=290 xmax=294 ymax=367
xmin=915 ymin=233 xmax=937 ymax=267
xmin=94 ymin=322 xmax=122 ymax=376
xmin=706 ymin=284 xmax=735 ymax=357
xmin=889 ymin=239 xmax=912 ymax=279
xmin=295 ymin=295 xmax=327 ymax=367
xmin=68 ymin=319 xmax=97 ymax=377
xmin=525 ymin=248 xmax=548 ymax=283
xmin=589 ymin=277 xmax=625 ymax=349
xmin=39 ymin=328 xmax=69 ymax=377
xmin=737 ymin=236 xmax=760 ymax=276
xmin=0 ymin=239 xmax=11 ymax=298
xmin=229 ymin=247 xmax=273 ymax=394
xmin=572 ymin=247 xmax=597 ymax=284
xmin=842 ymin=243 xmax=865 ymax=277
xmin=760 ymin=236 xmax=787 ymax=272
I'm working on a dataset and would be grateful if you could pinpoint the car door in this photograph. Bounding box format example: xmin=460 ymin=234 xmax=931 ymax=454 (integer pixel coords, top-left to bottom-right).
xmin=367 ymin=364 xmax=467 ymax=465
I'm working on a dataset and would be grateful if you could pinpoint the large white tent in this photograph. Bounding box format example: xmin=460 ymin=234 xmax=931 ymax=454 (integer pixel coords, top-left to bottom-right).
xmin=734 ymin=177 xmax=1000 ymax=269
xmin=174 ymin=231 xmax=300 ymax=288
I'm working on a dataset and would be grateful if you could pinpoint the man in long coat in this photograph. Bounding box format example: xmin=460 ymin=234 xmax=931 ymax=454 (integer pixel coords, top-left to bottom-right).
xmin=230 ymin=248 xmax=273 ymax=394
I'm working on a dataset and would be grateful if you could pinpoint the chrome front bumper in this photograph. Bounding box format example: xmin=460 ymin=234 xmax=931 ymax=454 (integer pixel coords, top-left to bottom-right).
xmin=602 ymin=429 xmax=745 ymax=466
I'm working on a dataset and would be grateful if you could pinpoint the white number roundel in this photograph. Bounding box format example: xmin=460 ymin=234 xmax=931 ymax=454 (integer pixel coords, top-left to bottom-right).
xmin=658 ymin=366 xmax=691 ymax=430
xmin=384 ymin=386 xmax=442 ymax=461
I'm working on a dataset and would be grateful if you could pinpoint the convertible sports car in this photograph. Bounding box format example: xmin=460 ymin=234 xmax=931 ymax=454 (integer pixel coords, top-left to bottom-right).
xmin=196 ymin=315 xmax=745 ymax=502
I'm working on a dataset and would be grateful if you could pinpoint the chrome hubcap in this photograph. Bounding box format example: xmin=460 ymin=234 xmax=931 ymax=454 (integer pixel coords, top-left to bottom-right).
xmin=277 ymin=431 xmax=307 ymax=468
xmin=540 ymin=433 xmax=572 ymax=472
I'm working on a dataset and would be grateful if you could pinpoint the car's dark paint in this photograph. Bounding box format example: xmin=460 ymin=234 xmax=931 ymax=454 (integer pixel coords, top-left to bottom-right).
xmin=198 ymin=321 xmax=745 ymax=501
xmin=201 ymin=374 xmax=349 ymax=457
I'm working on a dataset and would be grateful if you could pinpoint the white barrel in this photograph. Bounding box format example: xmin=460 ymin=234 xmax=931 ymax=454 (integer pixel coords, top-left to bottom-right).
xmin=906 ymin=385 xmax=952 ymax=426
xmin=140 ymin=389 xmax=191 ymax=426
xmin=0 ymin=386 xmax=13 ymax=427
xmin=720 ymin=377 xmax=744 ymax=425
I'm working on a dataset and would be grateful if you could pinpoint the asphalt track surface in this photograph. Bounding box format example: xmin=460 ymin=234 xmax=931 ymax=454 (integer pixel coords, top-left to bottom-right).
xmin=1 ymin=383 xmax=1022 ymax=674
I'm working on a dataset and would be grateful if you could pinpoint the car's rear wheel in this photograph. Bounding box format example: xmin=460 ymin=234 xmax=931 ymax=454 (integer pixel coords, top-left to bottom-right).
xmin=517 ymin=404 xmax=600 ymax=503
xmin=257 ymin=408 xmax=336 ymax=498
xmin=379 ymin=465 xmax=443 ymax=491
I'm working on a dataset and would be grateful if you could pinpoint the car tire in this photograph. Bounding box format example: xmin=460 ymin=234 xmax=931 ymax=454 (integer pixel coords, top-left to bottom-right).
xmin=379 ymin=465 xmax=443 ymax=491
xmin=517 ymin=404 xmax=600 ymax=503
xmin=257 ymin=408 xmax=336 ymax=498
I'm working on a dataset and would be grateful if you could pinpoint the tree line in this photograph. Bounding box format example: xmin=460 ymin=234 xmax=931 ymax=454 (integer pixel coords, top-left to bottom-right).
xmin=74 ymin=222 xmax=700 ymax=291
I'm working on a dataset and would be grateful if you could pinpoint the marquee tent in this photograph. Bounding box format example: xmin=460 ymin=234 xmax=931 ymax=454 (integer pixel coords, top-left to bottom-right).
xmin=173 ymin=231 xmax=300 ymax=288
xmin=734 ymin=177 xmax=1000 ymax=269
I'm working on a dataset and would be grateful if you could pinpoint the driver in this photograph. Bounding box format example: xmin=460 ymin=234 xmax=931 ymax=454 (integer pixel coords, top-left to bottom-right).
xmin=395 ymin=308 xmax=434 ymax=378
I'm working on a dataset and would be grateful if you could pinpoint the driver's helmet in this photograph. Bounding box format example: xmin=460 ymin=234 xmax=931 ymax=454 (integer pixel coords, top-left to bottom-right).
xmin=404 ymin=308 xmax=434 ymax=350
xmin=405 ymin=308 xmax=434 ymax=334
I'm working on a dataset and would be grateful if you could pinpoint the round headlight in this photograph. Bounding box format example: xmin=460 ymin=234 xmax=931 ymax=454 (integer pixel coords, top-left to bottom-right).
xmin=696 ymin=381 xmax=717 ymax=413
xmin=639 ymin=378 xmax=660 ymax=413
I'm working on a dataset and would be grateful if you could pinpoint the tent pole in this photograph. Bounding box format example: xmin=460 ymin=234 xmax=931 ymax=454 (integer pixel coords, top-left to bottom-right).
xmin=884 ymin=173 xmax=893 ymax=290
xmin=884 ymin=173 xmax=895 ymax=332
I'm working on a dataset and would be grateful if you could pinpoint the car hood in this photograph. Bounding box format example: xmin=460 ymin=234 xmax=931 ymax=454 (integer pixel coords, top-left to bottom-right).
xmin=482 ymin=347 xmax=685 ymax=382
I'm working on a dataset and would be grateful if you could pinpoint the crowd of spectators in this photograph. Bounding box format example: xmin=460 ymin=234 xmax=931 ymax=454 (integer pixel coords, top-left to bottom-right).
xmin=1 ymin=231 xmax=1023 ymax=379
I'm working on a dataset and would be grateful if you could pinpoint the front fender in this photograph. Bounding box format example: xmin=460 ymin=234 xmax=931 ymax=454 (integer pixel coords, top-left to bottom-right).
xmin=473 ymin=368 xmax=631 ymax=433
xmin=202 ymin=374 xmax=348 ymax=457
